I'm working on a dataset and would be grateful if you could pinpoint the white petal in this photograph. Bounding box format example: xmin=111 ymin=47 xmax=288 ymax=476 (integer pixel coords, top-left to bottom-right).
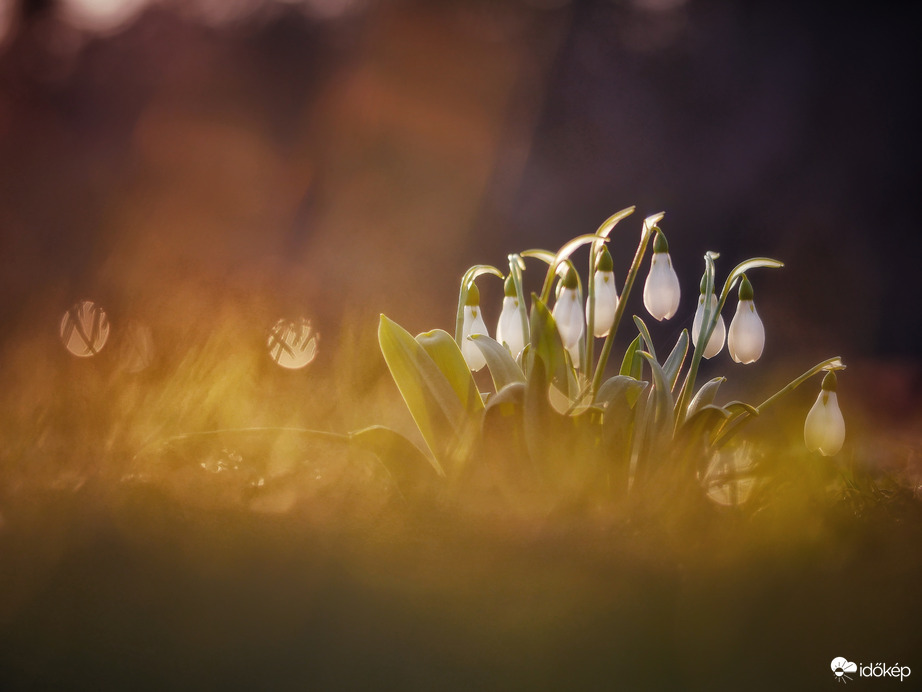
xmin=566 ymin=342 xmax=581 ymax=369
xmin=804 ymin=391 xmax=845 ymax=456
xmin=461 ymin=305 xmax=488 ymax=371
xmin=728 ymin=299 xmax=765 ymax=364
xmin=496 ymin=296 xmax=526 ymax=357
xmin=643 ymin=253 xmax=680 ymax=321
xmin=588 ymin=271 xmax=619 ymax=338
xmin=552 ymin=287 xmax=584 ymax=349
xmin=691 ymin=293 xmax=725 ymax=359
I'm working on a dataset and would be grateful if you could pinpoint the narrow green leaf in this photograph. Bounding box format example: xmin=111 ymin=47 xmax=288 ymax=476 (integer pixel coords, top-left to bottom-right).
xmin=619 ymin=334 xmax=644 ymax=380
xmin=686 ymin=376 xmax=726 ymax=419
xmin=378 ymin=315 xmax=465 ymax=473
xmin=632 ymin=315 xmax=657 ymax=362
xmin=470 ymin=334 xmax=527 ymax=391
xmin=639 ymin=351 xmax=676 ymax=433
xmin=349 ymin=425 xmax=444 ymax=482
xmin=416 ymin=329 xmax=484 ymax=413
xmin=663 ymin=329 xmax=689 ymax=391
xmin=529 ymin=294 xmax=571 ymax=392
xmin=595 ymin=375 xmax=648 ymax=409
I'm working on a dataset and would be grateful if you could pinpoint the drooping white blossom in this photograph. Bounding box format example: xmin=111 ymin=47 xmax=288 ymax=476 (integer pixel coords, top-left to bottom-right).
xmin=552 ymin=266 xmax=584 ymax=367
xmin=588 ymin=246 xmax=618 ymax=338
xmin=461 ymin=283 xmax=489 ymax=371
xmin=692 ymin=292 xmax=726 ymax=359
xmin=643 ymin=230 xmax=680 ymax=321
xmin=804 ymin=371 xmax=845 ymax=456
xmin=727 ymin=274 xmax=765 ymax=364
xmin=496 ymin=276 xmax=527 ymax=357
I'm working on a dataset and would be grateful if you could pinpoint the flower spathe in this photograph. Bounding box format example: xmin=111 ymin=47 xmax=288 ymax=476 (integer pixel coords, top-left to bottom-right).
xmin=643 ymin=230 xmax=680 ymax=321
xmin=588 ymin=246 xmax=618 ymax=338
xmin=496 ymin=275 xmax=526 ymax=357
xmin=804 ymin=371 xmax=845 ymax=456
xmin=727 ymin=275 xmax=765 ymax=364
xmin=552 ymin=267 xmax=584 ymax=368
xmin=461 ymin=284 xmax=488 ymax=371
xmin=692 ymin=292 xmax=726 ymax=359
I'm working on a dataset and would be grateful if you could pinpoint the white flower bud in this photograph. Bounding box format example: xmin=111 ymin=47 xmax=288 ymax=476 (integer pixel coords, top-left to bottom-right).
xmin=728 ymin=299 xmax=765 ymax=364
xmin=552 ymin=286 xmax=584 ymax=350
xmin=643 ymin=252 xmax=681 ymax=321
xmin=804 ymin=373 xmax=845 ymax=456
xmin=588 ymin=270 xmax=619 ymax=338
xmin=461 ymin=286 xmax=489 ymax=371
xmin=692 ymin=292 xmax=726 ymax=359
xmin=496 ymin=295 xmax=526 ymax=357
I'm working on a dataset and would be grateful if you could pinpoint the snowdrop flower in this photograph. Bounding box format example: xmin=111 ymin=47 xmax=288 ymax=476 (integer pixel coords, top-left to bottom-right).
xmin=496 ymin=275 xmax=527 ymax=357
xmin=804 ymin=371 xmax=845 ymax=456
xmin=727 ymin=274 xmax=765 ymax=364
xmin=552 ymin=265 xmax=584 ymax=368
xmin=588 ymin=246 xmax=619 ymax=338
xmin=643 ymin=229 xmax=680 ymax=321
xmin=461 ymin=282 xmax=488 ymax=371
xmin=691 ymin=277 xmax=726 ymax=359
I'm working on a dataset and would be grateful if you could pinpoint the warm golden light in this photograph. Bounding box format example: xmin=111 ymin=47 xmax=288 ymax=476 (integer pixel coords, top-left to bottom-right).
xmin=59 ymin=300 xmax=110 ymax=357
xmin=267 ymin=317 xmax=319 ymax=369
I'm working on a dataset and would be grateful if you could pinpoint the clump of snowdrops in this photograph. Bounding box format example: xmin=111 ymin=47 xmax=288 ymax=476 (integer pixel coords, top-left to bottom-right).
xmin=378 ymin=208 xmax=846 ymax=505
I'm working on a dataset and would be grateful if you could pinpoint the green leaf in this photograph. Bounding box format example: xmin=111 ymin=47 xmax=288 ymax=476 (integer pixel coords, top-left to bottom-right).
xmin=662 ymin=330 xmax=689 ymax=391
xmin=470 ymin=334 xmax=527 ymax=391
xmin=528 ymin=294 xmax=571 ymax=393
xmin=620 ymin=334 xmax=644 ymax=380
xmin=686 ymin=376 xmax=726 ymax=419
xmin=416 ymin=329 xmax=484 ymax=413
xmin=379 ymin=315 xmax=469 ymax=474
xmin=595 ymin=375 xmax=648 ymax=409
xmin=632 ymin=315 xmax=657 ymax=362
xmin=349 ymin=425 xmax=444 ymax=486
xmin=639 ymin=351 xmax=676 ymax=433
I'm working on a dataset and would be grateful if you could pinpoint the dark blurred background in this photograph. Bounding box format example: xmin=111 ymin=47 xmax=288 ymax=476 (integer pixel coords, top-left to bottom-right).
xmin=1 ymin=0 xmax=920 ymax=406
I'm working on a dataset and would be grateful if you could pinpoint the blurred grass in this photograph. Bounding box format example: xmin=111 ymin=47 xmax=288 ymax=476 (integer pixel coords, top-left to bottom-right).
xmin=0 ymin=301 xmax=920 ymax=691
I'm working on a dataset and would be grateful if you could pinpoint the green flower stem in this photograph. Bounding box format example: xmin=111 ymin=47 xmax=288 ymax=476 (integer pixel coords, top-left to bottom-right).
xmin=674 ymin=255 xmax=784 ymax=432
xmin=590 ymin=212 xmax=663 ymax=396
xmin=508 ymin=253 xmax=529 ymax=357
xmin=712 ymin=356 xmax=845 ymax=448
xmin=586 ymin=249 xmax=598 ymax=372
xmin=454 ymin=264 xmax=503 ymax=345
xmin=674 ymin=252 xmax=719 ymax=431
xmin=586 ymin=207 xmax=637 ymax=371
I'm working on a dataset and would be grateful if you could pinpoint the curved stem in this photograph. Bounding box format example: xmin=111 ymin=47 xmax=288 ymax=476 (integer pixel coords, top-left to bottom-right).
xmin=590 ymin=213 xmax=664 ymax=395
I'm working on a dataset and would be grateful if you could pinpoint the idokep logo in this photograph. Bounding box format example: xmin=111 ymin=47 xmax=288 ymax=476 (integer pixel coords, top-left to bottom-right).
xmin=832 ymin=658 xmax=858 ymax=683
xmin=831 ymin=657 xmax=912 ymax=683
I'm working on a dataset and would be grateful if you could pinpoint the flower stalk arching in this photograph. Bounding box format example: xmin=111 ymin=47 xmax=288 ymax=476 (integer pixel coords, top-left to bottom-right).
xmin=586 ymin=206 xmax=635 ymax=371
xmin=712 ymin=357 xmax=846 ymax=449
xmin=507 ymin=253 xmax=529 ymax=359
xmin=590 ymin=211 xmax=664 ymax=396
xmin=674 ymin=254 xmax=784 ymax=431
xmin=454 ymin=264 xmax=503 ymax=346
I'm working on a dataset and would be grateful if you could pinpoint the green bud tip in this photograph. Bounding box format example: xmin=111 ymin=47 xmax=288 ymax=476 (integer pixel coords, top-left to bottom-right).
xmin=699 ymin=274 xmax=708 ymax=295
xmin=597 ymin=245 xmax=613 ymax=272
xmin=653 ymin=228 xmax=669 ymax=254
xmin=503 ymin=274 xmax=516 ymax=297
xmin=738 ymin=274 xmax=754 ymax=301
xmin=465 ymin=282 xmax=481 ymax=306
xmin=560 ymin=264 xmax=579 ymax=289
xmin=821 ymin=370 xmax=837 ymax=392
